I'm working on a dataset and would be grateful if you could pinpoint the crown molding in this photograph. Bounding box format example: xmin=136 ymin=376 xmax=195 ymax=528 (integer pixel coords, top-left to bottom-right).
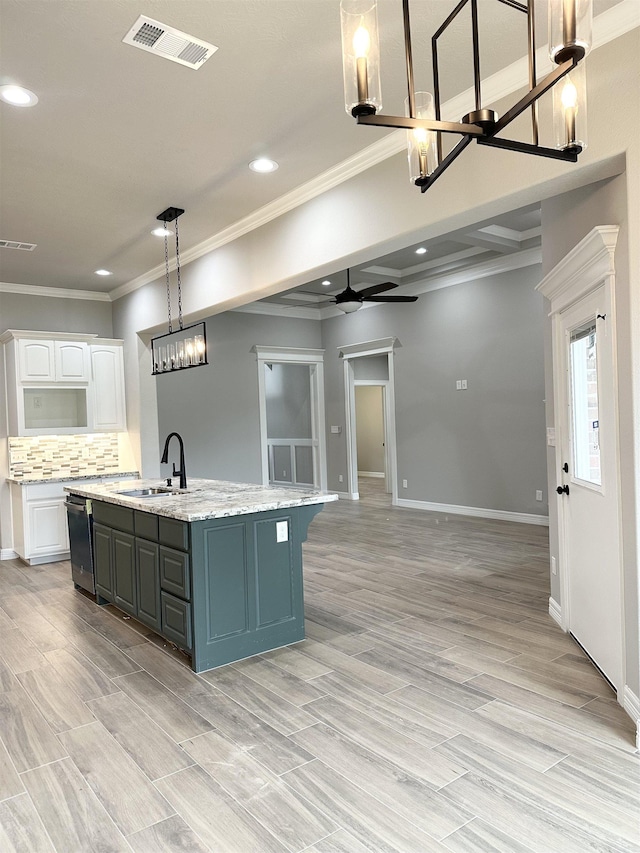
xmin=108 ymin=0 xmax=638 ymax=304
xmin=0 ymin=281 xmax=111 ymax=302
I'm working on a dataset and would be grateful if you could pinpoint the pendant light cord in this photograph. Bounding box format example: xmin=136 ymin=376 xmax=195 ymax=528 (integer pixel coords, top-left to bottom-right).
xmin=175 ymin=217 xmax=183 ymax=330
xmin=164 ymin=229 xmax=172 ymax=334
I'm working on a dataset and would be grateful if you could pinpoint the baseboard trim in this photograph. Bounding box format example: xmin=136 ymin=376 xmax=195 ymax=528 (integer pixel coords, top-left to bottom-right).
xmin=395 ymin=498 xmax=549 ymax=526
xmin=622 ymin=686 xmax=640 ymax=750
xmin=548 ymin=597 xmax=563 ymax=628
xmin=26 ymin=551 xmax=70 ymax=566
xmin=0 ymin=549 xmax=18 ymax=561
xmin=358 ymin=471 xmax=385 ymax=479
xmin=336 ymin=491 xmax=359 ymax=500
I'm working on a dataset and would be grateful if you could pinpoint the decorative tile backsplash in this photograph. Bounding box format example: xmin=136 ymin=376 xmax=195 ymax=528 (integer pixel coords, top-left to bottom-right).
xmin=8 ymin=434 xmax=121 ymax=480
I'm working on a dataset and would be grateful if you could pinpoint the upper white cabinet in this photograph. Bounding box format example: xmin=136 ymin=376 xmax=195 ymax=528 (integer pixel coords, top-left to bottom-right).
xmin=18 ymin=339 xmax=90 ymax=382
xmin=1 ymin=331 xmax=127 ymax=435
xmin=18 ymin=338 xmax=90 ymax=383
xmin=18 ymin=339 xmax=55 ymax=381
xmin=91 ymin=343 xmax=126 ymax=431
xmin=55 ymin=341 xmax=90 ymax=381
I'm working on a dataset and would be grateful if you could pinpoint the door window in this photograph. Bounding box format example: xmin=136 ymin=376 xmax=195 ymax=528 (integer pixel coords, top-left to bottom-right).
xmin=569 ymin=321 xmax=601 ymax=486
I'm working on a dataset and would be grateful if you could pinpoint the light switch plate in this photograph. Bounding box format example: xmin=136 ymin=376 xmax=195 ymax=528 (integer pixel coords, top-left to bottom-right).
xmin=330 ymin=425 xmax=342 ymax=434
xmin=276 ymin=520 xmax=289 ymax=542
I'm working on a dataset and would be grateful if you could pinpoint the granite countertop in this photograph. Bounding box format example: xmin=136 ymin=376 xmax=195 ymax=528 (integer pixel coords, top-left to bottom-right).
xmin=65 ymin=477 xmax=339 ymax=522
xmin=7 ymin=471 xmax=140 ymax=485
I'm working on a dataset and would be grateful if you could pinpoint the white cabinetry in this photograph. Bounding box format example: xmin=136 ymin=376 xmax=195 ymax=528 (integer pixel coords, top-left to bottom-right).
xmin=1 ymin=331 xmax=126 ymax=435
xmin=18 ymin=339 xmax=55 ymax=381
xmin=10 ymin=481 xmax=70 ymax=565
xmin=18 ymin=339 xmax=90 ymax=382
xmin=55 ymin=341 xmax=90 ymax=381
xmin=10 ymin=475 xmax=135 ymax=565
xmin=91 ymin=343 xmax=126 ymax=431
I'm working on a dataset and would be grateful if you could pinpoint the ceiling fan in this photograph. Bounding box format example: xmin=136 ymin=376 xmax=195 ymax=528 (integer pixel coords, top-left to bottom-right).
xmin=330 ymin=270 xmax=419 ymax=313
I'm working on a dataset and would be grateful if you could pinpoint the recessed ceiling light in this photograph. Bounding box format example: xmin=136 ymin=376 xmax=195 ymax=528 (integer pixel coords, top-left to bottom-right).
xmin=0 ymin=85 xmax=38 ymax=107
xmin=249 ymin=157 xmax=279 ymax=173
xmin=415 ymin=247 xmax=428 ymax=255
xmin=95 ymin=269 xmax=112 ymax=276
xmin=322 ymin=280 xmax=332 ymax=286
xmin=152 ymin=226 xmax=173 ymax=237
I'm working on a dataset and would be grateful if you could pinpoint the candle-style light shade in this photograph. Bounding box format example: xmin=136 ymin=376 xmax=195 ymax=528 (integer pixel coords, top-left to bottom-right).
xmin=553 ymin=61 xmax=587 ymax=152
xmin=549 ymin=0 xmax=592 ymax=63
xmin=340 ymin=0 xmax=381 ymax=117
xmin=151 ymin=321 xmax=208 ymax=375
xmin=405 ymin=92 xmax=438 ymax=184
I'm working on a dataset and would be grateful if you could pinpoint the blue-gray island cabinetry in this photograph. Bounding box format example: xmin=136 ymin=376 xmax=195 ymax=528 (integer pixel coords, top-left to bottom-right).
xmin=67 ymin=478 xmax=337 ymax=672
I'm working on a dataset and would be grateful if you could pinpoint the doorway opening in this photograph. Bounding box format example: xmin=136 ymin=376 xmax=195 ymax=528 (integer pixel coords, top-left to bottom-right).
xmin=355 ymin=383 xmax=391 ymax=507
xmin=339 ymin=337 xmax=398 ymax=505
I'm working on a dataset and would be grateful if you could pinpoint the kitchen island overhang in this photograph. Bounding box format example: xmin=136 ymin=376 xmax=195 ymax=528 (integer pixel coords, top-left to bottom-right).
xmin=65 ymin=478 xmax=338 ymax=672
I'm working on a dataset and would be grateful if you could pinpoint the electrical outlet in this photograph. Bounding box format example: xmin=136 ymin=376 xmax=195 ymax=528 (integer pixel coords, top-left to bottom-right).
xmin=402 ymin=479 xmax=408 ymax=488
xmin=33 ymin=396 xmax=42 ymax=409
xmin=276 ymin=520 xmax=288 ymax=543
xmin=551 ymin=556 xmax=557 ymax=575
xmin=456 ymin=380 xmax=462 ymax=390
xmin=535 ymin=490 xmax=543 ymax=501
xmin=338 ymin=474 xmax=343 ymax=483
xmin=461 ymin=379 xmax=467 ymax=390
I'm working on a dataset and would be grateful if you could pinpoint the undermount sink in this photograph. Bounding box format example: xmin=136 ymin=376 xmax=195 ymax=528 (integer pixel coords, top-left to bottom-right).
xmin=116 ymin=487 xmax=174 ymax=498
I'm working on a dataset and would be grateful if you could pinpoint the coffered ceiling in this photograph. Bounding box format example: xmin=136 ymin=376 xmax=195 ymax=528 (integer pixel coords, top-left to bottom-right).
xmin=0 ymin=0 xmax=626 ymax=300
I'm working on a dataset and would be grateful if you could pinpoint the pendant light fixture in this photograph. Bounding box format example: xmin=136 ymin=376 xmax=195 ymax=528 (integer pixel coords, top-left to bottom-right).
xmin=340 ymin=0 xmax=591 ymax=192
xmin=150 ymin=207 xmax=208 ymax=375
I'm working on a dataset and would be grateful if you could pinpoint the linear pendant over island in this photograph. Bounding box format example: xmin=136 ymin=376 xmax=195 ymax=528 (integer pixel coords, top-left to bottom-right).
xmin=65 ymin=478 xmax=337 ymax=672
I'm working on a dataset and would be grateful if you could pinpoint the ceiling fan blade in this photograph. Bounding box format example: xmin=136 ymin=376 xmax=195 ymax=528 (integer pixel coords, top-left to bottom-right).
xmin=365 ymin=295 xmax=419 ymax=302
xmin=357 ymin=281 xmax=398 ymax=298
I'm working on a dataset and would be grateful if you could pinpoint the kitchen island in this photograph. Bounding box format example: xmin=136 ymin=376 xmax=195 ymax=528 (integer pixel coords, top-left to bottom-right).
xmin=66 ymin=478 xmax=338 ymax=672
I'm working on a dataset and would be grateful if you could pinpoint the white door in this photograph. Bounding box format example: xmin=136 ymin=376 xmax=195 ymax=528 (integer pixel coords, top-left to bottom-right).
xmin=558 ymin=286 xmax=622 ymax=689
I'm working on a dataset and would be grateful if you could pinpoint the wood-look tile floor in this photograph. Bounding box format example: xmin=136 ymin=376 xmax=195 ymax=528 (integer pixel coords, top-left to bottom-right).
xmin=0 ymin=479 xmax=638 ymax=852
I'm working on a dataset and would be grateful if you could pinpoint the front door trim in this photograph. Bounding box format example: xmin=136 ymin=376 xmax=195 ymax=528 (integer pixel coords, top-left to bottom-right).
xmin=537 ymin=225 xmax=624 ymax=694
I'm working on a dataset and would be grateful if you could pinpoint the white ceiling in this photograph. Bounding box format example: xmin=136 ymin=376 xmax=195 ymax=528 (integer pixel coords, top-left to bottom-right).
xmin=0 ymin=0 xmax=625 ymax=299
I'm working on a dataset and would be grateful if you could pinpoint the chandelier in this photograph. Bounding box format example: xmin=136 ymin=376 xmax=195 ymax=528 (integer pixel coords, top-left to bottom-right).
xmin=340 ymin=0 xmax=590 ymax=191
xmin=150 ymin=207 xmax=208 ymax=375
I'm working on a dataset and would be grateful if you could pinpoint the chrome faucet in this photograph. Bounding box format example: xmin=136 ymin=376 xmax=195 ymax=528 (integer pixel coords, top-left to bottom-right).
xmin=161 ymin=432 xmax=187 ymax=490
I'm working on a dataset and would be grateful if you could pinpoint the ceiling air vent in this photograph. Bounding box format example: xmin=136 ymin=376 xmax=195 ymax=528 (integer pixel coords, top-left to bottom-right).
xmin=0 ymin=240 xmax=37 ymax=251
xmin=122 ymin=15 xmax=217 ymax=69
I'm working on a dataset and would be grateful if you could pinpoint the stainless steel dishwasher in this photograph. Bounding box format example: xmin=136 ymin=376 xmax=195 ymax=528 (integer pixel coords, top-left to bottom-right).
xmin=65 ymin=494 xmax=95 ymax=594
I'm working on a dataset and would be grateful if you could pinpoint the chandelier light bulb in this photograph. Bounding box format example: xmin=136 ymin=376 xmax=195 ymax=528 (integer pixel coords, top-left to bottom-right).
xmin=353 ymin=25 xmax=370 ymax=58
xmin=340 ymin=1 xmax=381 ymax=116
xmin=553 ymin=61 xmax=586 ymax=151
xmin=152 ymin=226 xmax=173 ymax=237
xmin=561 ymin=79 xmax=578 ymax=110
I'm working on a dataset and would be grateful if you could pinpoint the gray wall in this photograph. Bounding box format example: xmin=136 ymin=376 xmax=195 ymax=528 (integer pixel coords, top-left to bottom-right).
xmin=0 ymin=292 xmax=114 ymax=551
xmin=353 ymin=355 xmax=388 ymax=380
xmin=541 ymin=172 xmax=638 ymax=697
xmin=321 ymin=264 xmax=548 ymax=515
xmin=155 ymin=311 xmax=321 ymax=485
